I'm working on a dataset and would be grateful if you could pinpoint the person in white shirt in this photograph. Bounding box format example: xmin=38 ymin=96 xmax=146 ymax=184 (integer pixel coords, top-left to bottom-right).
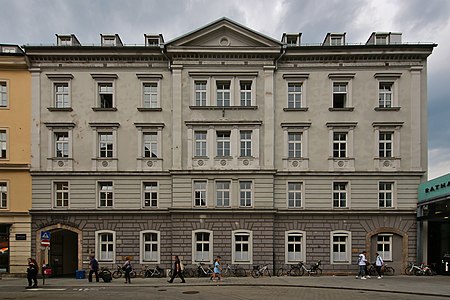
xmin=356 ymin=251 xmax=368 ymax=279
xmin=375 ymin=252 xmax=384 ymax=279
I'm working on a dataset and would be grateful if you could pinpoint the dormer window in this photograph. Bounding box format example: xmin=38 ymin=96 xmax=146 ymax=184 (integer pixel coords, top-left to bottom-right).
xmin=287 ymin=36 xmax=298 ymax=46
xmin=1 ymin=46 xmax=16 ymax=53
xmin=103 ymin=37 xmax=116 ymax=46
xmin=282 ymin=33 xmax=301 ymax=46
xmin=144 ymin=34 xmax=164 ymax=47
xmin=56 ymin=34 xmax=80 ymax=46
xmin=59 ymin=37 xmax=72 ymax=46
xmin=146 ymin=38 xmax=159 ymax=46
xmin=376 ymin=35 xmax=388 ymax=45
xmin=330 ymin=36 xmax=343 ymax=46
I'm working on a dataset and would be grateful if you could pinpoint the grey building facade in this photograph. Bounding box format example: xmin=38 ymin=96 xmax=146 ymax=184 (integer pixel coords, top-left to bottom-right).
xmin=25 ymin=18 xmax=435 ymax=275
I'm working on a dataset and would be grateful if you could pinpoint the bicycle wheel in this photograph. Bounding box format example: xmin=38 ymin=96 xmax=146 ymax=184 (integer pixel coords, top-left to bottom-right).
xmin=264 ymin=268 xmax=271 ymax=277
xmin=130 ymin=271 xmax=137 ymax=278
xmin=185 ymin=268 xmax=195 ymax=278
xmin=139 ymin=270 xmax=147 ymax=278
xmin=312 ymin=268 xmax=322 ymax=276
xmin=425 ymin=269 xmax=433 ymax=276
xmin=297 ymin=267 xmax=305 ymax=276
xmin=290 ymin=267 xmax=301 ymax=276
xmin=383 ymin=267 xmax=394 ymax=276
xmin=277 ymin=268 xmax=285 ymax=277
xmin=235 ymin=268 xmax=246 ymax=277
xmin=112 ymin=270 xmax=122 ymax=279
xmin=251 ymin=270 xmax=260 ymax=278
xmin=404 ymin=267 xmax=413 ymax=275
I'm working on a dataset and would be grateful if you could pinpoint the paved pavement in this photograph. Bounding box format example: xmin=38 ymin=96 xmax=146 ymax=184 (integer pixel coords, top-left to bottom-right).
xmin=1 ymin=275 xmax=449 ymax=298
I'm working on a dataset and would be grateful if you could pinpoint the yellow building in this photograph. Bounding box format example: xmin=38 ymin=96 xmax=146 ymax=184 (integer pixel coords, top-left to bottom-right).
xmin=0 ymin=44 xmax=31 ymax=274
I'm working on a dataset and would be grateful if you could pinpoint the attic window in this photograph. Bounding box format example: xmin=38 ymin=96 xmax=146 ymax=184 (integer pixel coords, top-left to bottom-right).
xmin=330 ymin=36 xmax=343 ymax=46
xmin=287 ymin=36 xmax=297 ymax=46
xmin=1 ymin=47 xmax=16 ymax=53
xmin=219 ymin=37 xmax=230 ymax=46
xmin=146 ymin=38 xmax=159 ymax=46
xmin=103 ymin=37 xmax=116 ymax=46
xmin=59 ymin=37 xmax=72 ymax=46
xmin=376 ymin=35 xmax=388 ymax=45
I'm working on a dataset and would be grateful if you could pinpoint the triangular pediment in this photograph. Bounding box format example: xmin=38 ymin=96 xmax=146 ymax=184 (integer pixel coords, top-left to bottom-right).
xmin=167 ymin=18 xmax=282 ymax=48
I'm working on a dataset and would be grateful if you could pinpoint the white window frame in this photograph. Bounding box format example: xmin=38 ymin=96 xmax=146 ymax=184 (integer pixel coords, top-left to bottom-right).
xmin=97 ymin=181 xmax=114 ymax=208
xmin=216 ymin=80 xmax=232 ymax=107
xmin=0 ymin=181 xmax=8 ymax=209
xmin=215 ymin=180 xmax=231 ymax=207
xmin=332 ymin=82 xmax=348 ymax=108
xmin=377 ymin=234 xmax=393 ymax=261
xmin=330 ymin=230 xmax=351 ymax=264
xmin=95 ymin=230 xmax=116 ymax=262
xmin=239 ymin=80 xmax=252 ymax=106
xmin=216 ymin=131 xmax=231 ymax=157
xmin=98 ymin=132 xmax=114 ymax=158
xmin=288 ymin=132 xmax=302 ymax=158
xmin=141 ymin=81 xmax=160 ymax=108
xmin=54 ymin=131 xmax=70 ymax=158
xmin=192 ymin=230 xmax=213 ymax=264
xmin=143 ymin=132 xmax=158 ymax=158
xmin=194 ymin=131 xmax=208 ymax=157
xmin=287 ymin=82 xmax=302 ymax=108
xmin=90 ymin=124 xmax=119 ymax=161
xmin=239 ymin=130 xmax=252 ymax=157
xmin=285 ymin=230 xmax=306 ymax=263
xmin=378 ymin=131 xmax=393 ymax=158
xmin=330 ymin=36 xmax=344 ymax=46
xmin=232 ymin=230 xmax=253 ymax=264
xmin=193 ymin=180 xmax=207 ymax=207
xmin=378 ymin=82 xmax=393 ymax=108
xmin=53 ymin=82 xmax=71 ymax=108
xmin=374 ymin=74 xmax=401 ymax=109
xmin=333 ymin=132 xmax=347 ymax=158
xmin=0 ymin=80 xmax=9 ymax=108
xmin=140 ymin=230 xmax=160 ymax=264
xmin=239 ymin=180 xmax=253 ymax=207
xmin=97 ymin=82 xmax=114 ymax=108
xmin=142 ymin=181 xmax=158 ymax=208
xmin=332 ymin=181 xmax=350 ymax=208
xmin=53 ymin=181 xmax=69 ymax=208
xmin=282 ymin=124 xmax=310 ymax=162
xmin=327 ymin=125 xmax=355 ymax=160
xmin=192 ymin=79 xmax=210 ymax=106
xmin=378 ymin=181 xmax=395 ymax=208
xmin=287 ymin=182 xmax=303 ymax=208
xmin=0 ymin=128 xmax=8 ymax=160
xmin=373 ymin=124 xmax=402 ymax=159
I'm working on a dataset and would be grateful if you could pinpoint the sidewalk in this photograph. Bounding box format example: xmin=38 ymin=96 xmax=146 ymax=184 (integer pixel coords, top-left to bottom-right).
xmin=1 ymin=275 xmax=449 ymax=297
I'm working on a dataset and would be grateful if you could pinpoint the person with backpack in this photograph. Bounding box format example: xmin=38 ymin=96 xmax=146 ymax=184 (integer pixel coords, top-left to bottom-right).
xmin=26 ymin=258 xmax=39 ymax=288
xmin=122 ymin=256 xmax=133 ymax=284
xmin=375 ymin=252 xmax=384 ymax=279
xmin=88 ymin=254 xmax=99 ymax=282
xmin=356 ymin=251 xmax=368 ymax=279
xmin=168 ymin=255 xmax=185 ymax=283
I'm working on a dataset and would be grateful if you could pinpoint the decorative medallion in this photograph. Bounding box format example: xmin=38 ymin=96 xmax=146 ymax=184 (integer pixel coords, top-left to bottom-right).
xmin=220 ymin=159 xmax=227 ymax=166
xmin=383 ymin=160 xmax=391 ymax=167
xmin=292 ymin=161 xmax=299 ymax=167
xmin=147 ymin=161 xmax=153 ymax=167
xmin=219 ymin=37 xmax=230 ymax=46
xmin=337 ymin=160 xmax=345 ymax=167
xmin=57 ymin=161 xmax=64 ymax=167
xmin=243 ymin=159 xmax=249 ymax=166
xmin=102 ymin=160 xmax=109 ymax=167
xmin=197 ymin=160 xmax=204 ymax=166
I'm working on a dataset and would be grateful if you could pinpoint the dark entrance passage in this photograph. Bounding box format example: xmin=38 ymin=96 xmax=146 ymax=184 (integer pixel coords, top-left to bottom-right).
xmin=0 ymin=224 xmax=10 ymax=273
xmin=49 ymin=229 xmax=78 ymax=277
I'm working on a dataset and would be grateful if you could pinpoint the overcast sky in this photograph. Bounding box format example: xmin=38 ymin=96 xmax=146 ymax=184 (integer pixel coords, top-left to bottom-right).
xmin=1 ymin=0 xmax=449 ymax=180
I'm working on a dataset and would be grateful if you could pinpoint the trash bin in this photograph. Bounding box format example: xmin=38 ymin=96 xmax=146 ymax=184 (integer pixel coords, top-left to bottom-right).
xmin=76 ymin=270 xmax=86 ymax=279
xmin=442 ymin=253 xmax=450 ymax=275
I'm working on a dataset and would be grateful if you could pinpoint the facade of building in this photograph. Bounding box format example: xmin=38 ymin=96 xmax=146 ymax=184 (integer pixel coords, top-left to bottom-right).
xmin=0 ymin=44 xmax=32 ymax=274
xmin=25 ymin=18 xmax=435 ymax=275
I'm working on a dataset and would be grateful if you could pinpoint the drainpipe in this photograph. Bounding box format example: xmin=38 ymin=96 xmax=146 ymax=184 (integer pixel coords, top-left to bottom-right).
xmin=275 ymin=44 xmax=287 ymax=70
xmin=160 ymin=43 xmax=171 ymax=70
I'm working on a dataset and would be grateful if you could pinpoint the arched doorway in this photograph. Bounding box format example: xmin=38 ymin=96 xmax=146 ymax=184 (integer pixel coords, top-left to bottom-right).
xmin=50 ymin=229 xmax=78 ymax=276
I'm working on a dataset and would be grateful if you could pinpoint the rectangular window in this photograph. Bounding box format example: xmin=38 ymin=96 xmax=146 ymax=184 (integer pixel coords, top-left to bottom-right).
xmin=195 ymin=232 xmax=210 ymax=262
xmin=54 ymin=83 xmax=70 ymax=108
xmin=240 ymin=81 xmax=252 ymax=106
xmin=54 ymin=182 xmax=69 ymax=207
xmin=234 ymin=233 xmax=250 ymax=262
xmin=216 ymin=81 xmax=231 ymax=106
xmin=143 ymin=182 xmax=158 ymax=208
xmin=288 ymin=132 xmax=302 ymax=158
xmin=379 ymin=182 xmax=393 ymax=208
xmin=0 ymin=81 xmax=8 ymax=107
xmin=0 ymin=182 xmax=7 ymax=208
xmin=143 ymin=232 xmax=159 ymax=262
xmin=99 ymin=182 xmax=113 ymax=207
xmin=333 ymin=182 xmax=348 ymax=208
xmin=332 ymin=234 xmax=349 ymax=262
xmin=143 ymin=83 xmax=158 ymax=108
xmin=240 ymin=131 xmax=252 ymax=157
xmin=99 ymin=233 xmax=114 ymax=261
xmin=333 ymin=82 xmax=347 ymax=108
xmin=194 ymin=131 xmax=207 ymax=157
xmin=216 ymin=131 xmax=231 ymax=157
xmin=98 ymin=83 xmax=113 ymax=108
xmin=99 ymin=133 xmax=113 ymax=158
xmin=287 ymin=233 xmax=302 ymax=262
xmin=288 ymin=83 xmax=302 ymax=108
xmin=333 ymin=132 xmax=347 ymax=158
xmin=379 ymin=132 xmax=393 ymax=158
xmin=55 ymin=132 xmax=69 ymax=158
xmin=287 ymin=182 xmax=302 ymax=208
xmin=0 ymin=130 xmax=7 ymax=159
xmin=216 ymin=181 xmax=230 ymax=207
xmin=377 ymin=235 xmax=392 ymax=261
xmin=379 ymin=83 xmax=393 ymax=108
xmin=195 ymin=81 xmax=207 ymax=106
xmin=376 ymin=36 xmax=388 ymax=45
xmin=143 ymin=132 xmax=158 ymax=158
xmin=194 ymin=180 xmax=207 ymax=207
xmin=239 ymin=181 xmax=252 ymax=207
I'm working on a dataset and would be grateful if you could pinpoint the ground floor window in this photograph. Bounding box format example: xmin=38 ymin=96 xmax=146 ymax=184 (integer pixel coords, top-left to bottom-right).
xmin=285 ymin=231 xmax=305 ymax=263
xmin=331 ymin=231 xmax=351 ymax=264
xmin=96 ymin=231 xmax=115 ymax=262
xmin=141 ymin=231 xmax=159 ymax=263
xmin=193 ymin=230 xmax=212 ymax=263
xmin=233 ymin=230 xmax=252 ymax=264
xmin=377 ymin=234 xmax=392 ymax=261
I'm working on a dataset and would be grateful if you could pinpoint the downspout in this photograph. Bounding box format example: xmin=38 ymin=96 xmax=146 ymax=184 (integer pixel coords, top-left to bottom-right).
xmin=275 ymin=44 xmax=287 ymax=70
xmin=160 ymin=43 xmax=171 ymax=70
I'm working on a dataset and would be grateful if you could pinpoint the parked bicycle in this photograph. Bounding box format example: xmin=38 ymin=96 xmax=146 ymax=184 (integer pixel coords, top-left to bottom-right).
xmin=223 ymin=264 xmax=247 ymax=277
xmin=99 ymin=266 xmax=112 ymax=282
xmin=196 ymin=263 xmax=214 ymax=277
xmin=297 ymin=260 xmax=322 ymax=276
xmin=367 ymin=263 xmax=395 ymax=276
xmin=112 ymin=264 xmax=137 ymax=279
xmin=139 ymin=265 xmax=165 ymax=278
xmin=405 ymin=262 xmax=433 ymax=276
xmin=167 ymin=265 xmax=195 ymax=278
xmin=277 ymin=264 xmax=301 ymax=276
xmin=251 ymin=264 xmax=271 ymax=278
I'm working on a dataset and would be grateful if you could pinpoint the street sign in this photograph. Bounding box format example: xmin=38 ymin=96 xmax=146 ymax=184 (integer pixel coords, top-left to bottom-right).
xmin=41 ymin=231 xmax=51 ymax=247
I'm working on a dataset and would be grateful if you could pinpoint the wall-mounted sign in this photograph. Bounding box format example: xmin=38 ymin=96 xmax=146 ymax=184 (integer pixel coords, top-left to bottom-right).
xmin=418 ymin=173 xmax=450 ymax=203
xmin=15 ymin=234 xmax=27 ymax=241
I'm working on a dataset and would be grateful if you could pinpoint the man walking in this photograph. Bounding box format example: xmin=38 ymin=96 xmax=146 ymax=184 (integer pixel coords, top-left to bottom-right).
xmin=356 ymin=251 xmax=368 ymax=279
xmin=88 ymin=254 xmax=99 ymax=282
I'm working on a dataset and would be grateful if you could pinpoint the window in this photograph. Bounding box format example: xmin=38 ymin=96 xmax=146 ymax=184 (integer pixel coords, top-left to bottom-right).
xmin=194 ymin=81 xmax=207 ymax=106
xmin=0 ymin=81 xmax=7 ymax=108
xmin=193 ymin=231 xmax=212 ymax=262
xmin=333 ymin=182 xmax=348 ymax=208
xmin=233 ymin=231 xmax=252 ymax=263
xmin=98 ymin=182 xmax=113 ymax=207
xmin=96 ymin=231 xmax=115 ymax=262
xmin=378 ymin=83 xmax=393 ymax=108
xmin=333 ymin=132 xmax=347 ymax=158
xmin=333 ymin=83 xmax=347 ymax=108
xmin=331 ymin=231 xmax=351 ymax=263
xmin=102 ymin=37 xmax=116 ymax=46
xmin=54 ymin=182 xmax=69 ymax=207
xmin=216 ymin=181 xmax=230 ymax=207
xmin=379 ymin=132 xmax=393 ymax=158
xmin=99 ymin=133 xmax=113 ymax=158
xmin=379 ymin=182 xmax=393 ymax=208
xmin=58 ymin=36 xmax=72 ymax=46
xmin=0 ymin=130 xmax=7 ymax=159
xmin=286 ymin=231 xmax=305 ymax=262
xmin=0 ymin=182 xmax=7 ymax=209
xmin=287 ymin=83 xmax=302 ymax=108
xmin=216 ymin=81 xmax=231 ymax=106
xmin=240 ymin=131 xmax=252 ymax=157
xmin=143 ymin=132 xmax=158 ymax=158
xmin=98 ymin=83 xmax=114 ymax=108
xmin=54 ymin=83 xmax=70 ymax=108
xmin=54 ymin=132 xmax=69 ymax=158
xmin=239 ymin=181 xmax=252 ymax=207
xmin=216 ymin=131 xmax=231 ymax=157
xmin=288 ymin=132 xmax=302 ymax=158
xmin=377 ymin=234 xmax=392 ymax=261
xmin=287 ymin=182 xmax=302 ymax=208
xmin=194 ymin=131 xmax=207 ymax=157
xmin=330 ymin=36 xmax=343 ymax=46
xmin=376 ymin=36 xmax=388 ymax=45
xmin=141 ymin=231 xmax=159 ymax=263
xmin=194 ymin=180 xmax=207 ymax=207
xmin=240 ymin=81 xmax=252 ymax=106
xmin=143 ymin=182 xmax=158 ymax=208
xmin=143 ymin=83 xmax=158 ymax=108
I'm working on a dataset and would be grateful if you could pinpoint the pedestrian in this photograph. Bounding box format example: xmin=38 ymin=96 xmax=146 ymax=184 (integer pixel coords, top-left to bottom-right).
xmin=26 ymin=258 xmax=39 ymax=288
xmin=88 ymin=254 xmax=99 ymax=282
xmin=356 ymin=251 xmax=368 ymax=279
xmin=375 ymin=252 xmax=384 ymax=279
xmin=122 ymin=256 xmax=132 ymax=284
xmin=211 ymin=256 xmax=222 ymax=281
xmin=168 ymin=255 xmax=185 ymax=283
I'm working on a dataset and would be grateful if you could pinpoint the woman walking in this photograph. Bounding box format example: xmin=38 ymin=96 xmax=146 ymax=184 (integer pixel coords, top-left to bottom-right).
xmin=26 ymin=258 xmax=39 ymax=288
xmin=122 ymin=256 xmax=133 ymax=284
xmin=168 ymin=255 xmax=185 ymax=283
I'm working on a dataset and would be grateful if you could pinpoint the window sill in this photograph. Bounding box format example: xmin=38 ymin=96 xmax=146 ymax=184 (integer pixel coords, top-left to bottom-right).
xmin=328 ymin=107 xmax=354 ymax=111
xmin=137 ymin=107 xmax=162 ymax=112
xmin=283 ymin=107 xmax=308 ymax=112
xmin=47 ymin=107 xmax=73 ymax=112
xmin=375 ymin=107 xmax=400 ymax=111
xmin=189 ymin=105 xmax=258 ymax=110
xmin=92 ymin=107 xmax=118 ymax=112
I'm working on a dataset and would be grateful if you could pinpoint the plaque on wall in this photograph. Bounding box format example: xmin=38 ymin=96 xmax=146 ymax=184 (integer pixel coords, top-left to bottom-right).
xmin=15 ymin=234 xmax=27 ymax=240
